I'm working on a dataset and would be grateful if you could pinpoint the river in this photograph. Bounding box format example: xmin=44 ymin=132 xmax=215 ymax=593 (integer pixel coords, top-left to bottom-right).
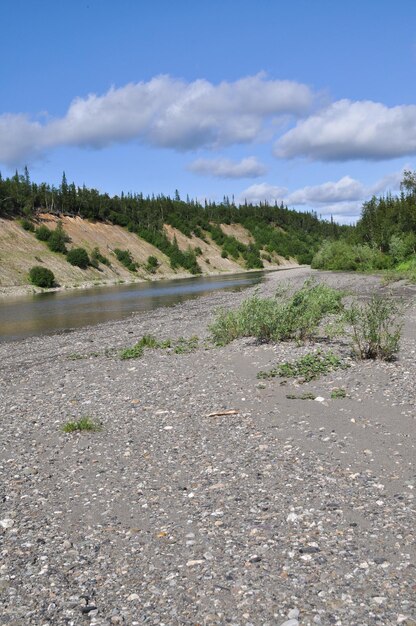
xmin=0 ymin=271 xmax=266 ymax=343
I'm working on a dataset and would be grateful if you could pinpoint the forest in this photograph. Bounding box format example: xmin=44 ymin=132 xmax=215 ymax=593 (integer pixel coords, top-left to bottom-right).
xmin=1 ymin=168 xmax=415 ymax=279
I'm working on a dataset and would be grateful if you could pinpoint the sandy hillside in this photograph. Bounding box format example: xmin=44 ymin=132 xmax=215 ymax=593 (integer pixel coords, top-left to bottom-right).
xmin=0 ymin=217 xmax=295 ymax=296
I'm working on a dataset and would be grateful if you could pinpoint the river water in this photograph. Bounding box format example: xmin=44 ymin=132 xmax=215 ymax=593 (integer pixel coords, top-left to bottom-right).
xmin=0 ymin=271 xmax=265 ymax=343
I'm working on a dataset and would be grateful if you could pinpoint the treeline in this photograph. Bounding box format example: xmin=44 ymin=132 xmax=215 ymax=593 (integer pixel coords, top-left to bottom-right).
xmin=312 ymin=170 xmax=416 ymax=279
xmin=0 ymin=169 xmax=350 ymax=268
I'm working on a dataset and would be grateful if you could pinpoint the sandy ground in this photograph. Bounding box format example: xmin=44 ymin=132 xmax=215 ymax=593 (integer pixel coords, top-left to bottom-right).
xmin=0 ymin=268 xmax=415 ymax=625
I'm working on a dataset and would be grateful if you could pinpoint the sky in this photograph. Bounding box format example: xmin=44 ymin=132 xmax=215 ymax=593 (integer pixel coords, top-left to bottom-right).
xmin=1 ymin=0 xmax=416 ymax=223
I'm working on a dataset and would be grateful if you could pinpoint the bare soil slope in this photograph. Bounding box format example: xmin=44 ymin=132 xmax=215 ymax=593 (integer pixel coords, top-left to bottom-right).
xmin=1 ymin=217 xmax=295 ymax=295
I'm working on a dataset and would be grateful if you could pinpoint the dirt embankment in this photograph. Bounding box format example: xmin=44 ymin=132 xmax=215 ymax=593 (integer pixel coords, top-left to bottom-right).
xmin=0 ymin=217 xmax=296 ymax=297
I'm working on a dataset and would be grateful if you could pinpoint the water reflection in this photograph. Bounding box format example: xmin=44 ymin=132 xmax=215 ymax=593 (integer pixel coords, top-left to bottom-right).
xmin=0 ymin=272 xmax=264 ymax=343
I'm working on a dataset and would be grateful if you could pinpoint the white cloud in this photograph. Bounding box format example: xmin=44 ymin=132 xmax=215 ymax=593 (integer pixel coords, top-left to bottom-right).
xmin=276 ymin=99 xmax=416 ymax=161
xmin=188 ymin=156 xmax=267 ymax=178
xmin=237 ymin=182 xmax=287 ymax=205
xmin=287 ymin=176 xmax=365 ymax=205
xmin=238 ymin=169 xmax=404 ymax=222
xmin=0 ymin=74 xmax=314 ymax=166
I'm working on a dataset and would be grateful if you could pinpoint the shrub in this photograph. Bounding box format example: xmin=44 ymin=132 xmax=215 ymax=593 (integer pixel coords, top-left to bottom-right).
xmin=114 ymin=248 xmax=138 ymax=272
xmin=331 ymin=388 xmax=347 ymax=399
xmin=28 ymin=265 xmax=55 ymax=288
xmin=145 ymin=255 xmax=159 ymax=273
xmin=47 ymin=227 xmax=68 ymax=254
xmin=91 ymin=247 xmax=110 ymax=268
xmin=209 ymin=280 xmax=344 ymax=345
xmin=67 ymin=247 xmax=90 ymax=269
xmin=344 ymin=295 xmax=403 ymax=361
xmin=35 ymin=225 xmax=52 ymax=241
xmin=20 ymin=218 xmax=35 ymax=232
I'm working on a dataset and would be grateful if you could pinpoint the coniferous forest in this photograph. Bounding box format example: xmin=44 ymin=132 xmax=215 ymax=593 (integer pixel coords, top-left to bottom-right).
xmin=0 ymin=168 xmax=415 ymax=279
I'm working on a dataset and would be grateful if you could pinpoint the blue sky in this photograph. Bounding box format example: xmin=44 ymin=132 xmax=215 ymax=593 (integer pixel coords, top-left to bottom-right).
xmin=1 ymin=0 xmax=416 ymax=223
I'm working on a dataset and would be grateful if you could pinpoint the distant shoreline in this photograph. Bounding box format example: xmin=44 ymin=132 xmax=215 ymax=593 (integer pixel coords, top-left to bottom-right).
xmin=0 ymin=263 xmax=300 ymax=300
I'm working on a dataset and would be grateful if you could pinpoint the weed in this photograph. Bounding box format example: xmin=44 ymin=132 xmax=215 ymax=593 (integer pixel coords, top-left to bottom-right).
xmin=173 ymin=336 xmax=199 ymax=354
xmin=62 ymin=416 xmax=101 ymax=433
xmin=344 ymin=296 xmax=403 ymax=361
xmin=209 ymin=280 xmax=344 ymax=345
xmin=331 ymin=388 xmax=347 ymax=399
xmin=120 ymin=334 xmax=199 ymax=359
xmin=286 ymin=392 xmax=317 ymax=400
xmin=120 ymin=334 xmax=161 ymax=359
xmin=258 ymin=350 xmax=347 ymax=383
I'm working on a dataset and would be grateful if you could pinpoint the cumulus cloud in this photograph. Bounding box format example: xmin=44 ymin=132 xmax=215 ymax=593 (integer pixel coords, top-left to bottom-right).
xmin=0 ymin=74 xmax=314 ymax=166
xmin=188 ymin=156 xmax=267 ymax=178
xmin=237 ymin=182 xmax=287 ymax=205
xmin=276 ymin=99 xmax=416 ymax=161
xmin=238 ymin=170 xmax=404 ymax=221
xmin=286 ymin=175 xmax=365 ymax=205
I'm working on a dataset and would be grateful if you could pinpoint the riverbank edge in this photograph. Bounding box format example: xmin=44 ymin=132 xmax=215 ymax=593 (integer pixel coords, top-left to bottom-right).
xmin=0 ymin=262 xmax=301 ymax=300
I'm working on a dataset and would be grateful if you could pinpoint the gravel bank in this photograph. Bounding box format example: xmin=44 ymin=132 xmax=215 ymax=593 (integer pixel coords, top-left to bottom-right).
xmin=1 ymin=268 xmax=415 ymax=625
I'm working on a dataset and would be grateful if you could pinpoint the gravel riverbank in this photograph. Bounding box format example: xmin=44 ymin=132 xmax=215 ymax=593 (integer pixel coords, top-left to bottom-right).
xmin=1 ymin=267 xmax=415 ymax=625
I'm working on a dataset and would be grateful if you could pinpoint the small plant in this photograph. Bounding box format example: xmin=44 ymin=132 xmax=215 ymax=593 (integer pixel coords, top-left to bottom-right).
xmin=145 ymin=255 xmax=159 ymax=273
xmin=67 ymin=247 xmax=90 ymax=269
xmin=331 ymin=388 xmax=347 ymax=399
xmin=35 ymin=225 xmax=52 ymax=241
xmin=28 ymin=265 xmax=55 ymax=288
xmin=344 ymin=296 xmax=403 ymax=361
xmin=47 ymin=224 xmax=69 ymax=254
xmin=258 ymin=350 xmax=347 ymax=383
xmin=114 ymin=248 xmax=138 ymax=272
xmin=173 ymin=336 xmax=199 ymax=354
xmin=20 ymin=218 xmax=35 ymax=232
xmin=120 ymin=335 xmax=199 ymax=359
xmin=62 ymin=416 xmax=101 ymax=433
xmin=120 ymin=334 xmax=164 ymax=359
xmin=286 ymin=392 xmax=316 ymax=400
xmin=90 ymin=247 xmax=110 ymax=268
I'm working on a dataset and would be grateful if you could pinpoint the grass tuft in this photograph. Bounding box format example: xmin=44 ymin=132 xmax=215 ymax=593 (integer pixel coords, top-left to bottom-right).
xmin=62 ymin=416 xmax=101 ymax=433
xmin=258 ymin=350 xmax=347 ymax=383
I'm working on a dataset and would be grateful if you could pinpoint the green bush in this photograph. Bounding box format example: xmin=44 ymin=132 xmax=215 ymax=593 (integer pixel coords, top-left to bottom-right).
xmin=344 ymin=296 xmax=403 ymax=361
xmin=145 ymin=255 xmax=159 ymax=273
xmin=312 ymin=240 xmax=392 ymax=271
xmin=67 ymin=247 xmax=90 ymax=269
xmin=47 ymin=227 xmax=69 ymax=254
xmin=28 ymin=265 xmax=55 ymax=288
xmin=114 ymin=248 xmax=138 ymax=272
xmin=209 ymin=280 xmax=344 ymax=345
xmin=91 ymin=247 xmax=110 ymax=268
xmin=35 ymin=225 xmax=52 ymax=241
xmin=20 ymin=218 xmax=35 ymax=232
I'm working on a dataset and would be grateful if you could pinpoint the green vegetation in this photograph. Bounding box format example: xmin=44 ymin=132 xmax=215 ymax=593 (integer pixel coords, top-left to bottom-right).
xmin=90 ymin=247 xmax=110 ymax=268
xmin=35 ymin=224 xmax=52 ymax=241
xmin=47 ymin=222 xmax=70 ymax=254
xmin=209 ymin=280 xmax=343 ymax=345
xmin=145 ymin=255 xmax=159 ymax=273
xmin=344 ymin=296 xmax=402 ymax=361
xmin=311 ymin=170 xmax=416 ymax=281
xmin=258 ymin=350 xmax=346 ymax=383
xmin=62 ymin=416 xmax=102 ymax=433
xmin=331 ymin=388 xmax=347 ymax=399
xmin=286 ymin=392 xmax=317 ymax=400
xmin=114 ymin=248 xmax=138 ymax=272
xmin=0 ymin=169 xmax=349 ymax=269
xmin=120 ymin=334 xmax=199 ymax=359
xmin=19 ymin=217 xmax=35 ymax=232
xmin=28 ymin=265 xmax=55 ymax=288
xmin=67 ymin=247 xmax=90 ymax=269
